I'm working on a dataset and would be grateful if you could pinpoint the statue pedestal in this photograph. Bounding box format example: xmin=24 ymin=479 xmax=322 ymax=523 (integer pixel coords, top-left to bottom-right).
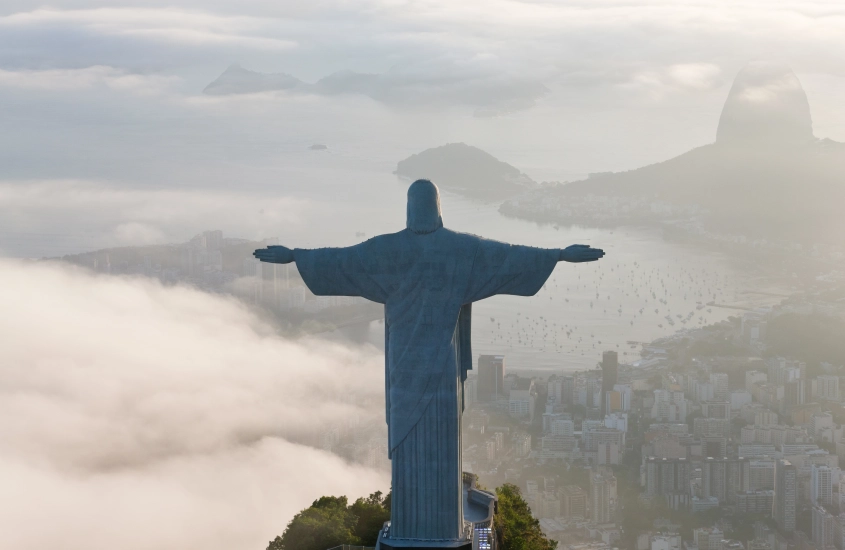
xmin=377 ymin=539 xmax=472 ymax=550
xmin=376 ymin=473 xmax=497 ymax=550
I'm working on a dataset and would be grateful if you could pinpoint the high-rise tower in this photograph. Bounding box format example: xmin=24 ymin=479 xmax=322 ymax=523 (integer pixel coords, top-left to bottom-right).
xmin=600 ymin=351 xmax=618 ymax=415
xmin=774 ymin=459 xmax=797 ymax=532
xmin=477 ymin=355 xmax=505 ymax=402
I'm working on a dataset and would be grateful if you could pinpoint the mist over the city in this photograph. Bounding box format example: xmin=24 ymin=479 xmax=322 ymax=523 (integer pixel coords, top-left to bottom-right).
xmin=2 ymin=2 xmax=845 ymax=550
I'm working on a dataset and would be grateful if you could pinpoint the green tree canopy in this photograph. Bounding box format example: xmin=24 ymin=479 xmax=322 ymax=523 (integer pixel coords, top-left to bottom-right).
xmin=349 ymin=491 xmax=391 ymax=546
xmin=267 ymin=491 xmax=390 ymax=550
xmin=767 ymin=313 xmax=845 ymax=366
xmin=495 ymin=483 xmax=558 ymax=550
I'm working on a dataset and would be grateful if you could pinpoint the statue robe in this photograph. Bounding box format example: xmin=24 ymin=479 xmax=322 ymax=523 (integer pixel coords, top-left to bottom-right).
xmin=295 ymin=227 xmax=558 ymax=541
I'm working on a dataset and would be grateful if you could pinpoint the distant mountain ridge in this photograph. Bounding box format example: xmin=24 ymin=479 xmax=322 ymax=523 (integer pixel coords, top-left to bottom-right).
xmin=502 ymin=62 xmax=845 ymax=243
xmin=203 ymin=64 xmax=378 ymax=96
xmin=203 ymin=64 xmax=305 ymax=95
xmin=202 ymin=64 xmax=549 ymax=116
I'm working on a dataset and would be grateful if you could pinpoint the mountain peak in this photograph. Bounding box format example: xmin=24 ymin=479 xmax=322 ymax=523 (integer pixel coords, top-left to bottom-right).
xmin=716 ymin=61 xmax=814 ymax=146
xmin=203 ymin=65 xmax=304 ymax=95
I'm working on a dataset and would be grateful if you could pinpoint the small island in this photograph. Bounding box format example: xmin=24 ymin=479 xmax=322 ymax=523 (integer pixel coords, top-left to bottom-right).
xmin=309 ymin=144 xmax=328 ymax=150
xmin=395 ymin=142 xmax=537 ymax=200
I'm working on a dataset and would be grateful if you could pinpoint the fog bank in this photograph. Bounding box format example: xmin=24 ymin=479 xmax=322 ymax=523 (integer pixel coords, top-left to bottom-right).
xmin=0 ymin=259 xmax=388 ymax=550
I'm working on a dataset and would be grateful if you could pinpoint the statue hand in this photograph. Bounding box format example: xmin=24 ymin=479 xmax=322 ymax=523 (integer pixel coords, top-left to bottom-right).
xmin=253 ymin=245 xmax=294 ymax=264
xmin=560 ymin=244 xmax=605 ymax=263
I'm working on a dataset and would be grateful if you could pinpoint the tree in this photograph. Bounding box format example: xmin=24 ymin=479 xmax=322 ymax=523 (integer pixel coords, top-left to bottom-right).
xmin=349 ymin=491 xmax=391 ymax=546
xmin=766 ymin=313 xmax=845 ymax=366
xmin=670 ymin=507 xmax=721 ymax=540
xmin=818 ymin=440 xmax=836 ymax=453
xmin=495 ymin=483 xmax=558 ymax=550
xmin=559 ymin=464 xmax=590 ymax=492
xmin=267 ymin=491 xmax=391 ymax=550
xmin=269 ymin=495 xmax=360 ymax=550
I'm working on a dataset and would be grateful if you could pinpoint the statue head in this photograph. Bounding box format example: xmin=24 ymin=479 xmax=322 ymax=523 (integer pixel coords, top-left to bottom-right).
xmin=406 ymin=179 xmax=443 ymax=234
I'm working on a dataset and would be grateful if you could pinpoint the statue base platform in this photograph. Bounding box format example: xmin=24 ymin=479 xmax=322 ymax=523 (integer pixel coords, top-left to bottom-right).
xmin=375 ymin=472 xmax=496 ymax=550
xmin=377 ymin=539 xmax=471 ymax=549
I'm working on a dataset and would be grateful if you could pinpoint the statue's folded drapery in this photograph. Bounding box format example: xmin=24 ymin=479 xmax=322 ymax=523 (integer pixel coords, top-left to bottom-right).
xmin=294 ymin=228 xmax=558 ymax=540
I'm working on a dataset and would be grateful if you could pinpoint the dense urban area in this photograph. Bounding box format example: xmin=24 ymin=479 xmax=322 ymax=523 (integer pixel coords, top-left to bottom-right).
xmin=451 ymin=287 xmax=845 ymax=550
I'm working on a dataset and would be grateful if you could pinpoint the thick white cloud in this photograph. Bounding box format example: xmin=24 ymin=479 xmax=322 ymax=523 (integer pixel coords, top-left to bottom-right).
xmin=2 ymin=2 xmax=844 ymax=99
xmin=0 ymin=7 xmax=297 ymax=51
xmin=0 ymin=259 xmax=389 ymax=550
xmin=0 ymin=1 xmax=843 ymax=141
xmin=621 ymin=63 xmax=724 ymax=99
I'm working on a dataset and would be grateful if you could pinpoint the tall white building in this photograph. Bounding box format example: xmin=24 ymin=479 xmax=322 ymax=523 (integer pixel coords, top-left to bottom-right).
xmin=710 ymin=373 xmax=730 ymax=401
xmin=650 ymin=534 xmax=681 ymax=550
xmin=604 ymin=412 xmax=628 ymax=433
xmin=812 ymin=505 xmax=836 ymax=548
xmin=730 ymin=390 xmax=753 ymax=410
xmin=811 ymin=464 xmax=833 ymax=506
xmin=694 ymin=381 xmax=715 ymax=403
xmin=584 ymin=427 xmax=625 ymax=466
xmin=838 ymin=514 xmax=845 ymax=550
xmin=747 ymin=460 xmax=776 ymax=491
xmin=512 ymin=432 xmax=532 ymax=457
xmin=509 ymin=378 xmax=536 ymax=420
xmin=774 ymin=459 xmax=797 ymax=532
xmin=551 ymin=418 xmax=575 ymax=437
xmin=811 ymin=413 xmax=835 ymax=440
xmin=590 ymin=469 xmax=617 ymax=523
xmin=817 ymin=375 xmax=839 ymax=401
xmin=693 ymin=527 xmax=724 ymax=550
xmin=652 ymin=390 xmax=687 ymax=422
xmin=464 ymin=377 xmax=477 ymax=408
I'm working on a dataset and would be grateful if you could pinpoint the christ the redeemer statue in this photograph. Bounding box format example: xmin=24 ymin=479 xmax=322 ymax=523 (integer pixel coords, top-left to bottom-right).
xmin=254 ymin=179 xmax=604 ymax=549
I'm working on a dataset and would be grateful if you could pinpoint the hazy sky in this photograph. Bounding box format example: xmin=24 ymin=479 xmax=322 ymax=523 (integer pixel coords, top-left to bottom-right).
xmin=1 ymin=0 xmax=844 ymax=256
xmin=1 ymin=1 xmax=843 ymax=175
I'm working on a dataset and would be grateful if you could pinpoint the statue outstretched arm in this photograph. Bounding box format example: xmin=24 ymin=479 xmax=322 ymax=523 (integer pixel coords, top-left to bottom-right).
xmin=463 ymin=240 xmax=603 ymax=303
xmin=253 ymin=245 xmax=294 ymax=264
xmin=559 ymin=244 xmax=605 ymax=263
xmin=254 ymin=242 xmax=389 ymax=303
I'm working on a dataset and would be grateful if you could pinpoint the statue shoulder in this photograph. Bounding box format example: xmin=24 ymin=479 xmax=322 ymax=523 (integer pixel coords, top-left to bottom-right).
xmin=359 ymin=230 xmax=407 ymax=252
xmin=440 ymin=228 xmax=507 ymax=248
xmin=434 ymin=228 xmax=492 ymax=257
xmin=437 ymin=227 xmax=483 ymax=244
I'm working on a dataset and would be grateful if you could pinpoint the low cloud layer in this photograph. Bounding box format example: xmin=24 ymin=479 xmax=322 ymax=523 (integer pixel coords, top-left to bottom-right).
xmin=0 ymin=259 xmax=389 ymax=550
xmin=0 ymin=7 xmax=297 ymax=51
xmin=0 ymin=65 xmax=179 ymax=95
xmin=0 ymin=180 xmax=314 ymax=256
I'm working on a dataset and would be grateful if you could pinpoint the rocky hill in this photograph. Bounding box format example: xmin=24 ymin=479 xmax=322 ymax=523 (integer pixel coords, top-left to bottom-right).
xmin=203 ymin=64 xmax=306 ymax=95
xmin=394 ymin=143 xmax=537 ymax=200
